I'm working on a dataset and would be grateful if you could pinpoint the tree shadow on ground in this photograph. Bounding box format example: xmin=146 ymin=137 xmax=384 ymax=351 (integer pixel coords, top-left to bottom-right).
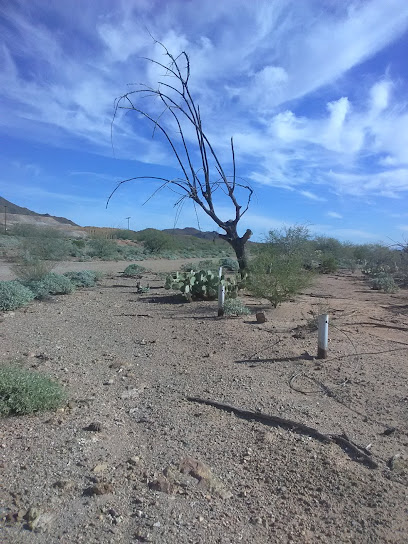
xmin=384 ymin=303 xmax=408 ymax=316
xmin=141 ymin=294 xmax=187 ymax=305
xmin=235 ymin=351 xmax=315 ymax=365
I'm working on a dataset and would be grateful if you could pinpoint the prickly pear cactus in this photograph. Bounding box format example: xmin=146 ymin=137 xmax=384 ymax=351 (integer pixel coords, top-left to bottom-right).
xmin=165 ymin=269 xmax=238 ymax=301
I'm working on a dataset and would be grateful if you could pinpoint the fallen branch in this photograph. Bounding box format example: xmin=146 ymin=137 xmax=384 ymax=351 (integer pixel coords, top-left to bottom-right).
xmin=187 ymin=397 xmax=378 ymax=469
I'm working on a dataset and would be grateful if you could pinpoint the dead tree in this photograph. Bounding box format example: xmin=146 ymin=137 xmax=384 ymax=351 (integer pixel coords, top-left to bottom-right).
xmin=109 ymin=41 xmax=253 ymax=272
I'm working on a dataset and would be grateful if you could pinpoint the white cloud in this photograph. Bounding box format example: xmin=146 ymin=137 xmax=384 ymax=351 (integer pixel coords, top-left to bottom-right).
xmin=327 ymin=211 xmax=343 ymax=219
xmin=327 ymin=169 xmax=408 ymax=197
xmin=299 ymin=190 xmax=326 ymax=202
xmin=370 ymin=80 xmax=392 ymax=113
xmin=1 ymin=0 xmax=408 ymax=206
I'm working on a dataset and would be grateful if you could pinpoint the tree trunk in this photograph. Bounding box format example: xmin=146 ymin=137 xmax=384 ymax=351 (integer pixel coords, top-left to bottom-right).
xmin=219 ymin=227 xmax=252 ymax=275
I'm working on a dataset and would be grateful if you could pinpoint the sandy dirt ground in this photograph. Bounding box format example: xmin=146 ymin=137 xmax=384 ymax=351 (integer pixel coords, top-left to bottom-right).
xmin=1 ymin=259 xmax=408 ymax=543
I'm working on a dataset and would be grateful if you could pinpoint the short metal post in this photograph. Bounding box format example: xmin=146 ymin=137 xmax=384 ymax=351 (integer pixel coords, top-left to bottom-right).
xmin=317 ymin=314 xmax=329 ymax=359
xmin=218 ymin=266 xmax=225 ymax=317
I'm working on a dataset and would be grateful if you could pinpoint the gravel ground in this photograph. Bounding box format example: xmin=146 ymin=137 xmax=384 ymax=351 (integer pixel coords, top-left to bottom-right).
xmin=1 ymin=261 xmax=408 ymax=543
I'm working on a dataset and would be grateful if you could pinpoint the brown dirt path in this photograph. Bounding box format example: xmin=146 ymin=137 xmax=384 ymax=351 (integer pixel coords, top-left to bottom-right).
xmin=1 ymin=265 xmax=407 ymax=543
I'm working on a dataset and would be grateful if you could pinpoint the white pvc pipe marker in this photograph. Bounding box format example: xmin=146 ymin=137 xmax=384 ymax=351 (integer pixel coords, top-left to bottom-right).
xmin=218 ymin=266 xmax=225 ymax=316
xmin=317 ymin=314 xmax=329 ymax=359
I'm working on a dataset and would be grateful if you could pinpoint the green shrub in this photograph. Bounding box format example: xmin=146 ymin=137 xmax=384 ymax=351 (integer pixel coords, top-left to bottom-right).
xmin=17 ymin=227 xmax=70 ymax=261
xmin=180 ymin=260 xmax=217 ymax=273
xmin=25 ymin=273 xmax=75 ymax=298
xmin=88 ymin=238 xmax=119 ymax=259
xmin=137 ymin=229 xmax=175 ymax=253
xmin=123 ymin=264 xmax=146 ymax=276
xmin=0 ymin=365 xmax=65 ymax=416
xmin=198 ymin=259 xmax=217 ymax=270
xmin=118 ymin=246 xmax=146 ymax=261
xmin=114 ymin=229 xmax=139 ymax=241
xmin=220 ymin=257 xmax=239 ymax=272
xmin=0 ymin=281 xmax=35 ymax=311
xmin=12 ymin=256 xmax=55 ymax=281
xmin=69 ymin=239 xmax=87 ymax=257
xmin=0 ymin=234 xmax=20 ymax=249
xmin=180 ymin=262 xmax=199 ymax=272
xmin=248 ymin=253 xmax=313 ymax=308
xmin=72 ymin=239 xmax=86 ymax=249
xmin=64 ymin=270 xmax=98 ymax=287
xmin=319 ymin=255 xmax=338 ymax=274
xmin=223 ymin=298 xmax=251 ymax=316
xmin=248 ymin=226 xmax=314 ymax=308
xmin=369 ymin=272 xmax=398 ymax=293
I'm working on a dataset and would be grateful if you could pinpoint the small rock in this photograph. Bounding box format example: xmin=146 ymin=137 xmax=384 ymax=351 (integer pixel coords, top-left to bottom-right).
xmin=93 ymin=463 xmax=109 ymax=474
xmin=148 ymin=475 xmax=175 ymax=495
xmin=389 ymin=454 xmax=408 ymax=474
xmin=256 ymin=312 xmax=267 ymax=323
xmin=250 ymin=516 xmax=263 ymax=526
xmin=84 ymin=483 xmax=114 ymax=496
xmin=134 ymin=528 xmax=152 ymax=542
xmin=16 ymin=509 xmax=26 ymax=521
xmin=23 ymin=507 xmax=53 ymax=532
xmin=53 ymin=479 xmax=75 ymax=491
xmin=152 ymin=521 xmax=161 ymax=528
xmin=121 ymin=389 xmax=140 ymax=400
xmin=85 ymin=422 xmax=102 ymax=432
xmin=24 ymin=507 xmax=41 ymax=523
xmin=103 ymin=379 xmax=114 ymax=385
xmin=127 ymin=456 xmax=142 ymax=466
xmin=179 ymin=457 xmax=232 ymax=499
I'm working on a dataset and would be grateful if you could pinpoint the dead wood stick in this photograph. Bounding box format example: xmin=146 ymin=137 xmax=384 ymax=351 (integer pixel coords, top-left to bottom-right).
xmin=187 ymin=397 xmax=378 ymax=469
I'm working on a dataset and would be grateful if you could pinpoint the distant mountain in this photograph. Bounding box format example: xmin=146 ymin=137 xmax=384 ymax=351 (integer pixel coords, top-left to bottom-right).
xmin=0 ymin=197 xmax=78 ymax=226
xmin=162 ymin=227 xmax=220 ymax=240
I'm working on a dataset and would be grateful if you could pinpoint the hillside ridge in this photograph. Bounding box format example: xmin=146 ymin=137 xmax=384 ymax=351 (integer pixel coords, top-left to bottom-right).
xmin=0 ymin=196 xmax=78 ymax=226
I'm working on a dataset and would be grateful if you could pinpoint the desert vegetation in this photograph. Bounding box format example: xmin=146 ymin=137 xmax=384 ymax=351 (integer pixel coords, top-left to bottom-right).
xmin=1 ymin=224 xmax=407 ymax=314
xmin=1 ymin=221 xmax=408 ymax=543
xmin=0 ymin=364 xmax=65 ymax=416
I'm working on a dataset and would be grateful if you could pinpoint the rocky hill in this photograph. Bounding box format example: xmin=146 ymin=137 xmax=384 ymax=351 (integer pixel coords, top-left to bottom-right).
xmin=0 ymin=197 xmax=78 ymax=226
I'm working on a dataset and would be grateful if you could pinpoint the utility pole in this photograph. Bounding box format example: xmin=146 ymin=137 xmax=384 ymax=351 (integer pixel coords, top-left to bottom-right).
xmin=126 ymin=216 xmax=131 ymax=230
xmin=4 ymin=205 xmax=6 ymax=234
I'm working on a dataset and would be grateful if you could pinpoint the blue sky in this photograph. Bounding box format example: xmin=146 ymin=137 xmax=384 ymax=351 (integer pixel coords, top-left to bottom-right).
xmin=1 ymin=0 xmax=408 ymax=243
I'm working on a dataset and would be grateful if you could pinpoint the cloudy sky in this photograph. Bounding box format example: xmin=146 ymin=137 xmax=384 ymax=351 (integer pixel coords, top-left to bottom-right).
xmin=1 ymin=0 xmax=408 ymax=243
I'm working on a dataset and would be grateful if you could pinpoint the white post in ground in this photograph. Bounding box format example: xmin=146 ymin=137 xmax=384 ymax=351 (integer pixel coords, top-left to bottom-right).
xmin=218 ymin=266 xmax=225 ymax=317
xmin=317 ymin=314 xmax=329 ymax=359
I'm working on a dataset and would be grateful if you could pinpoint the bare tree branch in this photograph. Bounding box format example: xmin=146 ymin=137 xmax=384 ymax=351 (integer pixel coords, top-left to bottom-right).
xmin=110 ymin=42 xmax=254 ymax=271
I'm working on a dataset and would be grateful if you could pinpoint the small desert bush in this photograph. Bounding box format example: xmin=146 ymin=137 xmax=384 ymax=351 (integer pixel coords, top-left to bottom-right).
xmin=123 ymin=264 xmax=146 ymax=276
xmin=248 ymin=252 xmax=313 ymax=308
xmin=12 ymin=255 xmax=55 ymax=281
xmin=13 ymin=226 xmax=71 ymax=261
xmin=180 ymin=260 xmax=217 ymax=273
xmin=220 ymin=257 xmax=239 ymax=272
xmin=0 ymin=234 xmax=20 ymax=249
xmin=118 ymin=246 xmax=146 ymax=261
xmin=69 ymin=239 xmax=87 ymax=257
xmin=180 ymin=262 xmax=199 ymax=272
xmin=0 ymin=365 xmax=65 ymax=416
xmin=88 ymin=238 xmax=119 ymax=260
xmin=25 ymin=273 xmax=75 ymax=298
xmin=223 ymin=298 xmax=251 ymax=316
xmin=369 ymin=272 xmax=398 ymax=293
xmin=64 ymin=270 xmax=98 ymax=287
xmin=137 ymin=230 xmax=175 ymax=253
xmin=0 ymin=281 xmax=35 ymax=311
xmin=319 ymin=255 xmax=338 ymax=274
